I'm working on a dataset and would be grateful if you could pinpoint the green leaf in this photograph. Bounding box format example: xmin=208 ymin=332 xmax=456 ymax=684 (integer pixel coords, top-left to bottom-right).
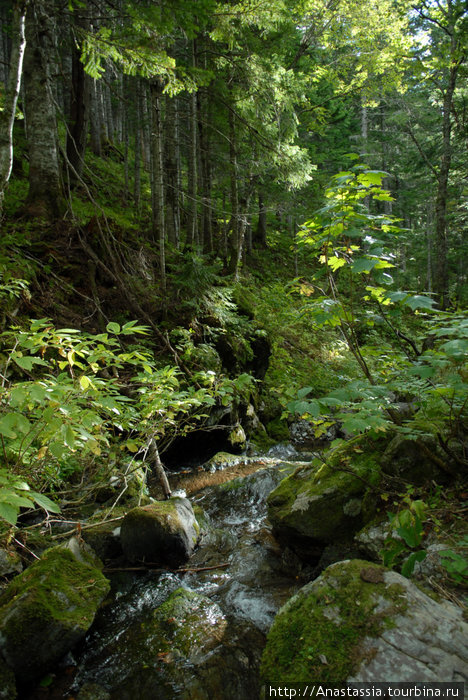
xmin=49 ymin=442 xmax=67 ymax=459
xmin=356 ymin=170 xmax=388 ymax=187
xmin=30 ymin=491 xmax=61 ymax=513
xmin=0 ymin=492 xmax=33 ymax=508
xmin=0 ymin=413 xmax=18 ymax=438
xmin=440 ymin=339 xmax=468 ymax=359
xmin=80 ymin=375 xmax=91 ymax=390
xmin=297 ymin=387 xmax=313 ymax=399
xmin=401 ymin=550 xmax=426 ymax=578
xmin=0 ymin=502 xmax=19 ymax=525
xmin=64 ymin=425 xmax=75 ymax=449
xmin=351 ymin=258 xmax=380 ymax=274
xmin=408 ymin=365 xmax=435 ymax=379
xmin=106 ymin=322 xmax=121 ymax=334
xmin=13 ymin=356 xmax=48 ymax=372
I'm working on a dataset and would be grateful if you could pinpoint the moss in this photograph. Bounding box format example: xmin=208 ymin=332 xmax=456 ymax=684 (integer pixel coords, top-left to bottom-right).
xmin=250 ymin=430 xmax=276 ymax=452
xmin=206 ymin=452 xmax=244 ymax=470
xmin=0 ymin=657 xmax=17 ymax=699
xmin=260 ymin=560 xmax=407 ymax=684
xmin=267 ymin=441 xmax=382 ymax=544
xmin=0 ymin=541 xmax=110 ymax=682
xmin=0 ymin=545 xmax=107 ymax=622
xmin=265 ymin=417 xmax=289 ymax=442
xmin=149 ymin=587 xmax=227 ymax=658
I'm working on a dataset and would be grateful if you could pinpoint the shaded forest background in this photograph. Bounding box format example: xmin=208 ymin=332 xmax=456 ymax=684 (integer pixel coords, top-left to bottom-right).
xmin=0 ymin=0 xmax=466 ymax=525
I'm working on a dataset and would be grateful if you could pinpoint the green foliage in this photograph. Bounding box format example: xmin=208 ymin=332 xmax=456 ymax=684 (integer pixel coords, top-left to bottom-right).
xmin=381 ymin=497 xmax=427 ymax=577
xmin=381 ymin=495 xmax=468 ymax=583
xmin=0 ymin=470 xmax=60 ymax=526
xmin=0 ymin=319 xmax=226 ymax=525
xmin=438 ymin=542 xmax=468 ymax=585
xmin=286 ymin=165 xmax=467 ymax=471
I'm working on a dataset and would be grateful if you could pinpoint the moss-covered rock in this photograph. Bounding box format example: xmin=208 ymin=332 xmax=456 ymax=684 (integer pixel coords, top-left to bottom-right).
xmin=0 ymin=537 xmax=110 ymax=685
xmin=205 ymin=451 xmax=245 ymax=471
xmin=75 ymin=587 xmax=235 ymax=699
xmin=81 ymin=515 xmax=124 ymax=563
xmin=261 ymin=558 xmax=468 ymax=683
xmin=267 ymin=442 xmax=381 ymax=554
xmin=261 ymin=560 xmax=400 ymax=683
xmin=0 ymin=656 xmax=16 ymax=699
xmin=120 ymin=497 xmax=200 ymax=566
xmin=381 ymin=435 xmax=446 ymax=484
xmin=0 ymin=549 xmax=22 ymax=578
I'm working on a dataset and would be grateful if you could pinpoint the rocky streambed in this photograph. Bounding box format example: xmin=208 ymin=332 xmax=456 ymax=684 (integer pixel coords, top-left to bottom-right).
xmin=1 ymin=441 xmax=467 ymax=699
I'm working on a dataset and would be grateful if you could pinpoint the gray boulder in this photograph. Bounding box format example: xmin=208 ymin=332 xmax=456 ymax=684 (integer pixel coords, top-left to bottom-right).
xmin=0 ymin=537 xmax=109 ymax=685
xmin=261 ymin=559 xmax=468 ymax=684
xmin=120 ymin=497 xmax=200 ymax=566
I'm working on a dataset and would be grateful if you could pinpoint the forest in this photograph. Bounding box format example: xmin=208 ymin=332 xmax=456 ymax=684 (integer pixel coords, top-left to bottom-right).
xmin=0 ymin=0 xmax=467 ymax=696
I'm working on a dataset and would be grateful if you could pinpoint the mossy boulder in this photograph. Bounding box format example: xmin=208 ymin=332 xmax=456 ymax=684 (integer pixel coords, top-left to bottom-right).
xmin=0 ymin=549 xmax=22 ymax=577
xmin=120 ymin=497 xmax=200 ymax=566
xmin=0 ymin=537 xmax=110 ymax=685
xmin=261 ymin=559 xmax=468 ymax=683
xmin=205 ymin=451 xmax=245 ymax=471
xmin=0 ymin=656 xmax=16 ymax=699
xmin=267 ymin=444 xmax=381 ymax=554
xmin=75 ymin=587 xmax=232 ymax=699
xmin=380 ymin=435 xmax=446 ymax=484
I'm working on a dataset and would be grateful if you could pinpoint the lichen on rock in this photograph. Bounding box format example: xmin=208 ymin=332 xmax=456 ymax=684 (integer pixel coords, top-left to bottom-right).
xmin=267 ymin=441 xmax=381 ymax=553
xmin=261 ymin=559 xmax=468 ymax=684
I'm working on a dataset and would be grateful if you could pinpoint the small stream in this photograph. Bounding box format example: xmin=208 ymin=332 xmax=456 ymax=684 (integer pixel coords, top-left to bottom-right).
xmin=61 ymin=446 xmax=313 ymax=700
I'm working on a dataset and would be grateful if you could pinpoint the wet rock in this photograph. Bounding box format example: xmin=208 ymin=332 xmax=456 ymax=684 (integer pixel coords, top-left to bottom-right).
xmin=205 ymin=451 xmax=245 ymax=472
xmin=409 ymin=543 xmax=460 ymax=583
xmin=77 ymin=682 xmax=111 ymax=700
xmin=0 ymin=537 xmax=110 ymax=685
xmin=290 ymin=419 xmax=338 ymax=448
xmin=261 ymin=559 xmax=468 ymax=683
xmin=381 ymin=435 xmax=446 ymax=484
xmin=267 ymin=444 xmax=381 ymax=555
xmin=266 ymin=443 xmax=300 ymax=460
xmin=0 ymin=548 xmax=22 ymax=577
xmin=120 ymin=497 xmax=200 ymax=566
xmin=74 ymin=587 xmax=264 ymax=700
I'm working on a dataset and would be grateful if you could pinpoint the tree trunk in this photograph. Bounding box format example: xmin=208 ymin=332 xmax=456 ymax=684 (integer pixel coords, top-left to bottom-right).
xmin=254 ymin=190 xmax=267 ymax=247
xmin=23 ymin=0 xmax=64 ymax=219
xmin=186 ymin=39 xmax=198 ymax=249
xmin=89 ymin=79 xmax=102 ymax=156
xmin=227 ymin=106 xmax=239 ymax=273
xmin=66 ymin=8 xmax=91 ymax=184
xmin=164 ymin=94 xmax=181 ymax=249
xmin=426 ymin=202 xmax=433 ymax=293
xmin=198 ymin=90 xmax=212 ymax=254
xmin=0 ymin=0 xmax=27 ymax=220
xmin=133 ymin=80 xmax=142 ymax=210
xmin=150 ymin=78 xmax=166 ymax=295
xmin=433 ymin=56 xmax=458 ymax=310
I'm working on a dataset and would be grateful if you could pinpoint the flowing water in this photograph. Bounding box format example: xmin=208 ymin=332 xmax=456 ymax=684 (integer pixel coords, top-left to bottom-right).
xmin=43 ymin=447 xmax=314 ymax=700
